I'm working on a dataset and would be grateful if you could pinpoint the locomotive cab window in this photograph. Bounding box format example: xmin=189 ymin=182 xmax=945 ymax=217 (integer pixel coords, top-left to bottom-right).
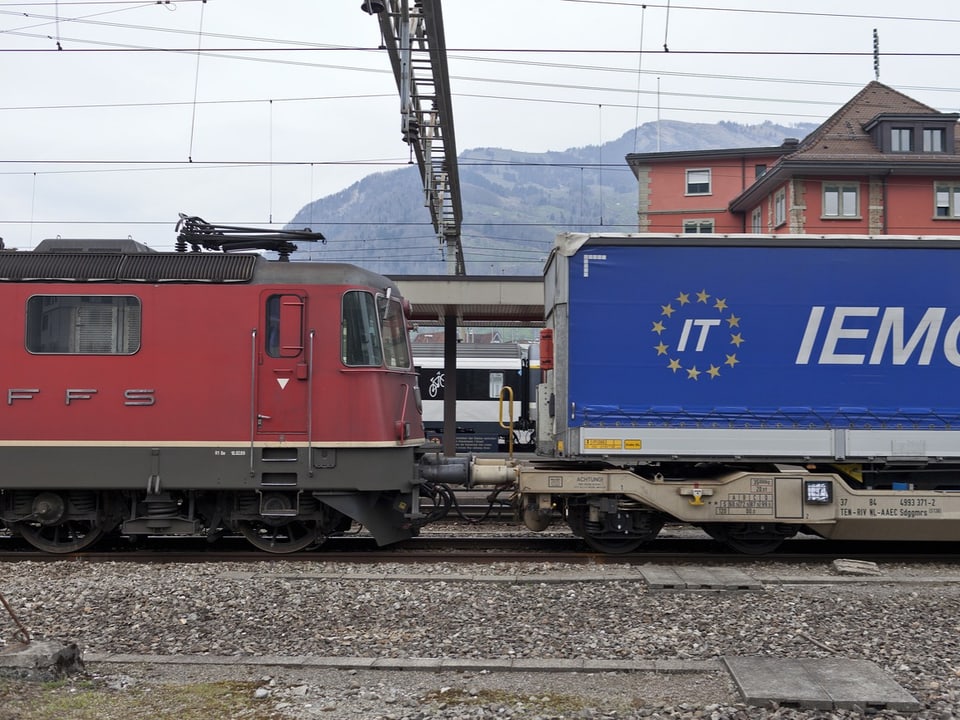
xmin=378 ymin=296 xmax=411 ymax=369
xmin=341 ymin=290 xmax=383 ymax=366
xmin=26 ymin=295 xmax=141 ymax=354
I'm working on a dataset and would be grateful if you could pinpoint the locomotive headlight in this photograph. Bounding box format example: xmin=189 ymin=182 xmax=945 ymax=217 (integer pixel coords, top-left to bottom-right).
xmin=804 ymin=479 xmax=833 ymax=505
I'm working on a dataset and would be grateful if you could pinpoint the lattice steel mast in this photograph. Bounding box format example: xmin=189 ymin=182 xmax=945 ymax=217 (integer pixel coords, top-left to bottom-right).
xmin=363 ymin=0 xmax=465 ymax=275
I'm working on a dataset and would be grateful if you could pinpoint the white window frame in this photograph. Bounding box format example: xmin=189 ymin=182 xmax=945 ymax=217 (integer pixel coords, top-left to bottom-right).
xmin=774 ymin=187 xmax=787 ymax=227
xmin=924 ymin=128 xmax=946 ymax=153
xmin=682 ymin=219 xmax=715 ymax=234
xmin=823 ymin=184 xmax=860 ymax=219
xmin=891 ymin=128 xmax=913 ymax=152
xmin=935 ymin=184 xmax=960 ymax=218
xmin=750 ymin=207 xmax=762 ymax=233
xmin=685 ymin=168 xmax=711 ymax=196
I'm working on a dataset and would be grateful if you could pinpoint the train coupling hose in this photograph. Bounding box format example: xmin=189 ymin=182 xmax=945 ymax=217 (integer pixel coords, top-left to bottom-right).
xmin=417 ymin=452 xmax=519 ymax=489
xmin=418 ymin=451 xmax=472 ymax=486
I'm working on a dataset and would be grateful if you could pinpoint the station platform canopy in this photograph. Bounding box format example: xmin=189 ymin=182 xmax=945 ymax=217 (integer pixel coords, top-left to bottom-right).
xmin=393 ymin=275 xmax=544 ymax=326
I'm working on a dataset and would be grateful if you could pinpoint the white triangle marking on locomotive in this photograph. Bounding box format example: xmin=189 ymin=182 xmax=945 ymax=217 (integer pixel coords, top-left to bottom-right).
xmin=277 ymin=378 xmax=290 ymax=390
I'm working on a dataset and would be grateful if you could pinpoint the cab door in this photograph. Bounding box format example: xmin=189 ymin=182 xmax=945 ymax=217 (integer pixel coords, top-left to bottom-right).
xmin=256 ymin=292 xmax=309 ymax=435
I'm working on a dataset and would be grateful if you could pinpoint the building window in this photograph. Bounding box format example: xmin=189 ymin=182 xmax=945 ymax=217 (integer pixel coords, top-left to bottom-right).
xmin=935 ymin=185 xmax=960 ymax=218
xmin=751 ymin=207 xmax=762 ymax=233
xmin=891 ymin=128 xmax=913 ymax=152
xmin=823 ymin=184 xmax=859 ymax=218
xmin=924 ymin=128 xmax=946 ymax=153
xmin=685 ymin=169 xmax=711 ymax=195
xmin=774 ymin=188 xmax=787 ymax=227
xmin=755 ymin=164 xmax=767 ymax=179
xmin=683 ymin=219 xmax=714 ymax=233
xmin=26 ymin=295 xmax=141 ymax=354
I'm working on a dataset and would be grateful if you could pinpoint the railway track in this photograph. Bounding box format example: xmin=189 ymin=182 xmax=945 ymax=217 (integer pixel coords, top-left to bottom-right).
xmin=1 ymin=531 xmax=959 ymax=564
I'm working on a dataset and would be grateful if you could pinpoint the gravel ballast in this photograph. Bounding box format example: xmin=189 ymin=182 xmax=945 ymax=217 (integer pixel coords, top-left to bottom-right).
xmin=1 ymin=557 xmax=959 ymax=719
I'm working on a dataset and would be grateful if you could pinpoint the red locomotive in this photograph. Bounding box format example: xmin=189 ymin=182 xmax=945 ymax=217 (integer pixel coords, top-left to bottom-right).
xmin=0 ymin=216 xmax=467 ymax=553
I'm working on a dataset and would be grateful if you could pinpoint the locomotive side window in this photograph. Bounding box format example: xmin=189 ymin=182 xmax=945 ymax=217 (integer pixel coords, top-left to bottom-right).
xmin=265 ymin=294 xmax=304 ymax=358
xmin=379 ymin=296 xmax=411 ymax=369
xmin=341 ymin=290 xmax=383 ymax=366
xmin=25 ymin=295 xmax=141 ymax=354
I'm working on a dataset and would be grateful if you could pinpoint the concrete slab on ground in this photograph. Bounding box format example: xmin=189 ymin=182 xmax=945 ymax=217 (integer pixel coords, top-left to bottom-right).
xmin=84 ymin=653 xmax=719 ymax=675
xmin=641 ymin=566 xmax=762 ymax=591
xmin=723 ymin=656 xmax=921 ymax=711
xmin=0 ymin=641 xmax=83 ymax=680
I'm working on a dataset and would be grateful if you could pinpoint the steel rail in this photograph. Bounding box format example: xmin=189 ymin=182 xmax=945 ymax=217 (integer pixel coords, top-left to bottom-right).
xmin=0 ymin=535 xmax=959 ymax=565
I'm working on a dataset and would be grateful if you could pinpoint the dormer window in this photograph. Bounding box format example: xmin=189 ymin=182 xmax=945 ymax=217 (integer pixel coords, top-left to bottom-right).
xmin=924 ymin=128 xmax=945 ymax=153
xmin=891 ymin=128 xmax=913 ymax=152
xmin=864 ymin=112 xmax=958 ymax=155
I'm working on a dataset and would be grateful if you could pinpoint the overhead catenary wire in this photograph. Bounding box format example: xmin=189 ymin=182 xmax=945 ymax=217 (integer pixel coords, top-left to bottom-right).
xmin=3 ymin=0 xmax=959 ymax=257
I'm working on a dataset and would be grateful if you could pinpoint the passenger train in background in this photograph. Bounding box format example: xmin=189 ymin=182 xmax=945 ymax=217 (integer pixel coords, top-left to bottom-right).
xmin=413 ymin=342 xmax=539 ymax=452
xmin=3 ymin=220 xmax=960 ymax=555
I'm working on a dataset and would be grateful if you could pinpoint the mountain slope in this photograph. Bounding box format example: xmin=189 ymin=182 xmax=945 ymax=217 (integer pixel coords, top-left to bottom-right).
xmin=288 ymin=119 xmax=816 ymax=275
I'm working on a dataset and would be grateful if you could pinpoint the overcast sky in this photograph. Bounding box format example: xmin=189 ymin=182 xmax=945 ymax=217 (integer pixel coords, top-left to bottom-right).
xmin=1 ymin=0 xmax=958 ymax=251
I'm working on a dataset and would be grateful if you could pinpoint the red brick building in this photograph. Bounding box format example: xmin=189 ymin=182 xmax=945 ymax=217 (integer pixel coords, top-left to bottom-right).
xmin=626 ymin=82 xmax=960 ymax=235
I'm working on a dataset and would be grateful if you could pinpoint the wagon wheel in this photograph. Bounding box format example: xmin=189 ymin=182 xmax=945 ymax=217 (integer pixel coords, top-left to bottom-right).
xmin=237 ymin=519 xmax=323 ymax=554
xmin=581 ymin=533 xmax=647 ymax=554
xmin=703 ymin=523 xmax=788 ymax=555
xmin=575 ymin=503 xmax=663 ymax=554
xmin=15 ymin=491 xmax=109 ymax=554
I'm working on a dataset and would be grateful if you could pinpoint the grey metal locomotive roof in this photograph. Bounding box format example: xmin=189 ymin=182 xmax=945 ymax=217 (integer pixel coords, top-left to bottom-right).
xmin=0 ymin=251 xmax=259 ymax=283
xmin=0 ymin=244 xmax=545 ymax=326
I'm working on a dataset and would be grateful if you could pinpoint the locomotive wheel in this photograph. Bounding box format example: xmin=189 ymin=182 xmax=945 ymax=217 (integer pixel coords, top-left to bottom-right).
xmin=15 ymin=491 xmax=109 ymax=554
xmin=237 ymin=519 xmax=323 ymax=554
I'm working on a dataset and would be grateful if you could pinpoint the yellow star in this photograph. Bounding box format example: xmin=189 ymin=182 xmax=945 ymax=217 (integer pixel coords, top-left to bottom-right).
xmin=714 ymin=297 xmax=728 ymax=312
xmin=730 ymin=333 xmax=744 ymax=347
xmin=652 ymin=320 xmax=666 ymax=334
xmin=707 ymin=365 xmax=721 ymax=379
xmin=654 ymin=342 xmax=669 ymax=356
xmin=676 ymin=291 xmax=690 ymax=306
xmin=667 ymin=358 xmax=682 ymax=373
xmin=726 ymin=313 xmax=740 ymax=328
xmin=696 ymin=289 xmax=710 ymax=303
xmin=725 ymin=354 xmax=739 ymax=368
xmin=661 ymin=303 xmax=675 ymax=318
xmin=686 ymin=366 xmax=701 ymax=381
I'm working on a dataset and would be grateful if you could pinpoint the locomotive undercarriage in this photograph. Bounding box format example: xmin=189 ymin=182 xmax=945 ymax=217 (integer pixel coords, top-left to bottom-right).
xmin=0 ymin=487 xmax=422 ymax=554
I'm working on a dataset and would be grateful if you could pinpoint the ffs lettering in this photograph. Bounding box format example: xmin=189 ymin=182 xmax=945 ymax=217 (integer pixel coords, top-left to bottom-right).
xmin=6 ymin=388 xmax=157 ymax=406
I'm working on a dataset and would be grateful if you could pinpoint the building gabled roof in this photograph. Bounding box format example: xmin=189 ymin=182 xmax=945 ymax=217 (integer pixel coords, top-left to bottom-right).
xmin=786 ymin=81 xmax=955 ymax=162
xmin=729 ymin=82 xmax=960 ymax=212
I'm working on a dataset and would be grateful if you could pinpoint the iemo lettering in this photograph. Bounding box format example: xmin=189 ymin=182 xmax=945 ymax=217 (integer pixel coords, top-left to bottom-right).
xmin=795 ymin=306 xmax=960 ymax=366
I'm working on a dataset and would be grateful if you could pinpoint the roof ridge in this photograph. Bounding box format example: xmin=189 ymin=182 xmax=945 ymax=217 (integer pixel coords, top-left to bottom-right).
xmin=791 ymin=81 xmax=942 ymax=158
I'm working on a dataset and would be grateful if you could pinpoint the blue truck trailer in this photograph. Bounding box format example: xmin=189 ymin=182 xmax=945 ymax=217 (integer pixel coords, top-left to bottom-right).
xmin=514 ymin=233 xmax=960 ymax=552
